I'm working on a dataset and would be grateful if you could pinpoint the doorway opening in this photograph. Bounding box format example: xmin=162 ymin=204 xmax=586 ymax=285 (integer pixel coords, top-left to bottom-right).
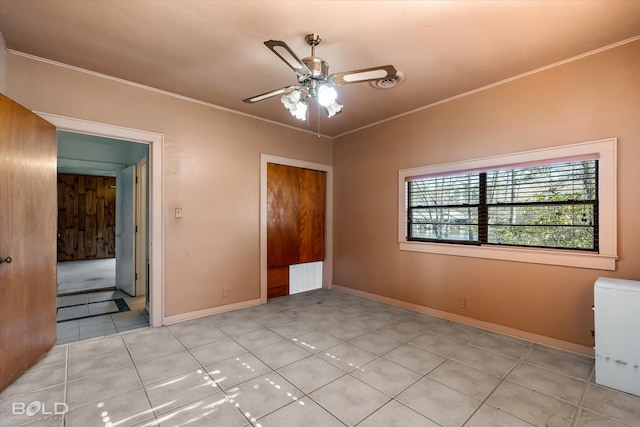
xmin=35 ymin=113 xmax=164 ymax=344
xmin=55 ymin=131 xmax=150 ymax=343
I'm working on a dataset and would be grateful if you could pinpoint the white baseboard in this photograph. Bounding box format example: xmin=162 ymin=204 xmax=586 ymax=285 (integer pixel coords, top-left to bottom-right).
xmin=163 ymin=298 xmax=262 ymax=325
xmin=330 ymin=284 xmax=594 ymax=358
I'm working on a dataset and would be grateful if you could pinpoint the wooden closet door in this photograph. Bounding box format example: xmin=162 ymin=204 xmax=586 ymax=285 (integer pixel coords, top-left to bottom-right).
xmin=266 ymin=163 xmax=325 ymax=299
xmin=298 ymin=168 xmax=325 ymax=263
xmin=267 ymin=164 xmax=301 ymax=268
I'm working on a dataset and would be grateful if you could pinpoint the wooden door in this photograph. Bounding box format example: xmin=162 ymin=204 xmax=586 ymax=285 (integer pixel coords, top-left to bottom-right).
xmin=0 ymin=94 xmax=57 ymax=391
xmin=266 ymin=163 xmax=325 ymax=299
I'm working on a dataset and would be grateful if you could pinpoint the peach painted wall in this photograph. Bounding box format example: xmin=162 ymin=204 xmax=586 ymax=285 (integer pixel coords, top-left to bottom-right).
xmin=3 ymin=52 xmax=332 ymax=317
xmin=333 ymin=40 xmax=640 ymax=347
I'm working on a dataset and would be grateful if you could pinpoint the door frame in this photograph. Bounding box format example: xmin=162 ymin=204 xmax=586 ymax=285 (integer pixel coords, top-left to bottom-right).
xmin=135 ymin=157 xmax=148 ymax=298
xmin=260 ymin=154 xmax=333 ymax=304
xmin=37 ymin=112 xmax=164 ymax=327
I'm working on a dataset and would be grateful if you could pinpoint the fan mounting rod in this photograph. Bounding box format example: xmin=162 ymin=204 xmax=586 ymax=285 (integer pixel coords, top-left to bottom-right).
xmin=305 ymin=34 xmax=321 ymax=56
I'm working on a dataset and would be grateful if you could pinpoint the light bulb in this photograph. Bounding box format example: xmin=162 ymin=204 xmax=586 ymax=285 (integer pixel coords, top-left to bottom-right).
xmin=317 ymin=85 xmax=337 ymax=107
xmin=291 ymin=101 xmax=307 ymax=121
xmin=325 ymin=101 xmax=343 ymax=118
xmin=281 ymin=89 xmax=301 ymax=110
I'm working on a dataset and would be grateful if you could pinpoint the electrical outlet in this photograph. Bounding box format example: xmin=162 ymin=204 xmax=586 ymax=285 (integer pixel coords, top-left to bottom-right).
xmin=222 ymin=287 xmax=229 ymax=298
xmin=175 ymin=208 xmax=183 ymax=218
xmin=458 ymin=297 xmax=466 ymax=309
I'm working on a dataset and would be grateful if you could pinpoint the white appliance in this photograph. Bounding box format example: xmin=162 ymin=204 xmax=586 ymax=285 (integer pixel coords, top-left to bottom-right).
xmin=594 ymin=277 xmax=640 ymax=397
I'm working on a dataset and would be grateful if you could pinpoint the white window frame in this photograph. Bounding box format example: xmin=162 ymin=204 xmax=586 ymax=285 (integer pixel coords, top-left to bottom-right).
xmin=398 ymin=138 xmax=617 ymax=270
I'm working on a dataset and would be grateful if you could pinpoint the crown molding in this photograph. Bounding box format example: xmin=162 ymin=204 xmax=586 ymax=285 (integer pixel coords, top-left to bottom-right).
xmin=334 ymin=35 xmax=640 ymax=139
xmin=7 ymin=49 xmax=333 ymax=140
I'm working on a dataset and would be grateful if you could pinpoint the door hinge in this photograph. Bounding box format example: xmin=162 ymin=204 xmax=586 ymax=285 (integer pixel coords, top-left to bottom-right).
xmin=135 ymin=225 xmax=138 ymax=233
xmin=136 ymin=176 xmax=139 ymax=183
xmin=135 ymin=273 xmax=138 ymax=281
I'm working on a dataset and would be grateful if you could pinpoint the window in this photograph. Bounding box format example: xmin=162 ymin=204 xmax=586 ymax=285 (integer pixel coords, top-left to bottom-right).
xmin=398 ymin=139 xmax=617 ymax=270
xmin=407 ymin=159 xmax=598 ymax=251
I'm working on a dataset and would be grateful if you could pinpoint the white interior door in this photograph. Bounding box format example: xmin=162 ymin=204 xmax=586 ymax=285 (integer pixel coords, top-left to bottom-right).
xmin=135 ymin=157 xmax=147 ymax=297
xmin=116 ymin=165 xmax=136 ymax=296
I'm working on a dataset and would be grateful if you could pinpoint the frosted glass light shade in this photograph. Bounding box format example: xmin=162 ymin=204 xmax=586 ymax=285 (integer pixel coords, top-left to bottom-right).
xmin=317 ymin=85 xmax=337 ymax=107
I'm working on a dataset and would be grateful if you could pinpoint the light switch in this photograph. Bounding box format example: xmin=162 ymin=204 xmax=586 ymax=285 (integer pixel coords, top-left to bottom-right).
xmin=175 ymin=208 xmax=183 ymax=218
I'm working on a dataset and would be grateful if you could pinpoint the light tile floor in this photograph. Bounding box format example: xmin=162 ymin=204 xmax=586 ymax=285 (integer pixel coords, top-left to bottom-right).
xmin=56 ymin=291 xmax=149 ymax=344
xmin=2 ymin=289 xmax=640 ymax=427
xmin=57 ymin=258 xmax=116 ymax=294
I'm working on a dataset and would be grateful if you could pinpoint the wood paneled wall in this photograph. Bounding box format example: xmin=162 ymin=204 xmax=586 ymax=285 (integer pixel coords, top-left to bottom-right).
xmin=267 ymin=163 xmax=326 ymax=299
xmin=57 ymin=173 xmax=116 ymax=261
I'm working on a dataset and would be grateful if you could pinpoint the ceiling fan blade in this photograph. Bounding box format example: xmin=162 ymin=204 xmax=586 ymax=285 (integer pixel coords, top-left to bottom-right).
xmin=330 ymin=65 xmax=397 ymax=85
xmin=243 ymin=86 xmax=296 ymax=103
xmin=264 ymin=40 xmax=311 ymax=75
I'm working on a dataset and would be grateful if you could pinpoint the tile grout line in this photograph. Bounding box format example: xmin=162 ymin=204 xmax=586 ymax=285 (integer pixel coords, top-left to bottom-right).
xmin=44 ymin=290 xmax=633 ymax=427
xmin=331 ymin=299 xmax=447 ymax=426
xmin=283 ymin=301 xmax=430 ymax=426
xmin=245 ymin=301 xmax=355 ymax=425
xmin=416 ymin=327 xmax=594 ymax=426
xmin=459 ymin=338 xmax=537 ymax=427
xmin=571 ymin=364 xmax=634 ymax=427
xmin=257 ymin=336 xmax=364 ymax=423
xmin=396 ymin=330 xmax=501 ymax=426
xmin=348 ymin=357 xmax=437 ymax=426
xmin=570 ymin=362 xmax=594 ymax=427
xmin=342 ymin=300 xmax=492 ymax=424
xmin=3 ymin=289 xmax=628 ymax=427
xmin=63 ymin=335 xmax=149 ymax=424
xmin=509 ymin=344 xmax=596 ymax=418
xmin=166 ymin=322 xmax=259 ymax=426
xmin=124 ymin=336 xmax=160 ymax=426
xmin=63 ymin=345 xmax=69 ymax=427
xmin=240 ymin=299 xmax=384 ymax=426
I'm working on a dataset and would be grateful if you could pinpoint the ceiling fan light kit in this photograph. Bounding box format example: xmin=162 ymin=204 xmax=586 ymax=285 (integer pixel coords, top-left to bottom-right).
xmin=243 ymin=33 xmax=397 ymax=122
xmin=281 ymin=87 xmax=309 ymax=120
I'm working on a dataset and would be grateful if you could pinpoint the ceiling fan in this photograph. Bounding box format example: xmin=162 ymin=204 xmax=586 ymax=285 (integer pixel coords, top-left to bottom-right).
xmin=243 ymin=34 xmax=397 ymax=121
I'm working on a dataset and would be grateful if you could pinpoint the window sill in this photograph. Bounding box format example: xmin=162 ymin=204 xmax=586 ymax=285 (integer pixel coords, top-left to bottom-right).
xmin=398 ymin=240 xmax=617 ymax=270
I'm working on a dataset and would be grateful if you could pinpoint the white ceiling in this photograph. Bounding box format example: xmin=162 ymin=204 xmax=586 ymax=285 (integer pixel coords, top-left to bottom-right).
xmin=1 ymin=1 xmax=639 ymax=138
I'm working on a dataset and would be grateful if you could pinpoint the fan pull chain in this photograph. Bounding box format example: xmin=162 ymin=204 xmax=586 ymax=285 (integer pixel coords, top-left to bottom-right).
xmin=317 ymin=103 xmax=321 ymax=138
